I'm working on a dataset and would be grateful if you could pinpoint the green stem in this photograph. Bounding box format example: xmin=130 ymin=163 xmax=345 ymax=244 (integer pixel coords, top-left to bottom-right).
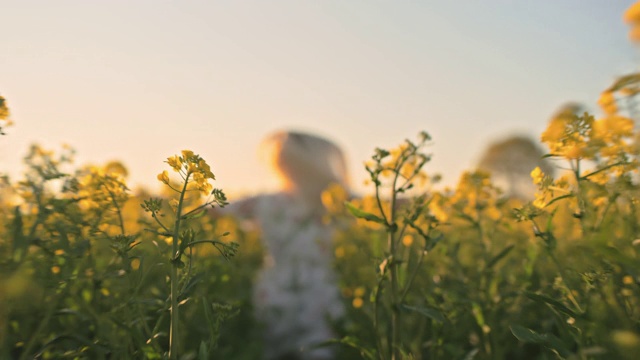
xmin=549 ymin=252 xmax=583 ymax=313
xmin=181 ymin=201 xmax=214 ymax=219
xmin=399 ymin=248 xmax=426 ymax=304
xmin=573 ymin=159 xmax=588 ymax=236
xmin=169 ymin=172 xmax=190 ymax=360
xmin=373 ymin=276 xmax=386 ymax=360
xmin=580 ymin=161 xmax=626 ymax=180
xmin=388 ymin=164 xmax=401 ymax=360
xmin=105 ymin=185 xmax=125 ymax=235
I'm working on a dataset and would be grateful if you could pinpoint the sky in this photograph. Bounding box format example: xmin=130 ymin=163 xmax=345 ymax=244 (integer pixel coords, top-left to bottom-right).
xmin=1 ymin=0 xmax=638 ymax=197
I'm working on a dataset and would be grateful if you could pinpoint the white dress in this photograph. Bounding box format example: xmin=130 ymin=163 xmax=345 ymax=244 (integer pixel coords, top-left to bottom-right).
xmin=249 ymin=193 xmax=344 ymax=360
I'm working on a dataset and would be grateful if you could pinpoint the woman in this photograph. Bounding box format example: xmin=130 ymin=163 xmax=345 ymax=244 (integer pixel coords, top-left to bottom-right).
xmin=225 ymin=130 xmax=349 ymax=360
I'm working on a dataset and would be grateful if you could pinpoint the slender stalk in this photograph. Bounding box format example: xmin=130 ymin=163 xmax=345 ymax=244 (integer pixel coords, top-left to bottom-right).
xmin=169 ymin=173 xmax=190 ymax=360
xmin=105 ymin=185 xmax=126 ymax=235
xmin=572 ymin=160 xmax=588 ymax=236
xmin=399 ymin=248 xmax=426 ymax=304
xmin=388 ymin=164 xmax=401 ymax=360
xmin=549 ymin=253 xmax=583 ymax=313
xmin=373 ymin=276 xmax=386 ymax=360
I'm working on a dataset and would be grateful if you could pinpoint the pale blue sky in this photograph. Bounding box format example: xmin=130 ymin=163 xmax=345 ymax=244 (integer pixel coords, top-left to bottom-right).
xmin=1 ymin=0 xmax=637 ymax=196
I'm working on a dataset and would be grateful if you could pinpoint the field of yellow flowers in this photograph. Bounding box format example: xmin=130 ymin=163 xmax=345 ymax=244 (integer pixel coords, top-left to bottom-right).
xmin=3 ymin=5 xmax=640 ymax=360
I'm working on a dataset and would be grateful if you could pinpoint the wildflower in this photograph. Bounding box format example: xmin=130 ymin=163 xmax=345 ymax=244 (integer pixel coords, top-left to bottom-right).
xmin=532 ymin=193 xmax=547 ymax=209
xmin=530 ymin=167 xmax=544 ymax=185
xmin=199 ymin=159 xmax=215 ymax=179
xmin=352 ymin=297 xmax=364 ymax=308
xmin=598 ymin=91 xmax=618 ymax=116
xmin=131 ymin=258 xmax=141 ymax=271
xmin=625 ymin=1 xmax=640 ymax=41
xmin=167 ymin=155 xmax=182 ymax=172
xmin=157 ymin=170 xmax=170 ymax=184
xmin=402 ymin=235 xmax=413 ymax=246
xmin=181 ymin=150 xmax=195 ymax=160
xmin=624 ymin=1 xmax=640 ymax=24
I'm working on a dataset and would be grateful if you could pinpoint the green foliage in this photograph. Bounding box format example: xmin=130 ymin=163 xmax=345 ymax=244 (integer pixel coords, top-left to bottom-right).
xmin=0 ymin=146 xmax=262 ymax=359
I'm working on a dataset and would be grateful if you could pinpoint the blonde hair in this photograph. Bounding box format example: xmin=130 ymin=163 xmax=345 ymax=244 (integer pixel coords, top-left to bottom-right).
xmin=261 ymin=130 xmax=349 ymax=199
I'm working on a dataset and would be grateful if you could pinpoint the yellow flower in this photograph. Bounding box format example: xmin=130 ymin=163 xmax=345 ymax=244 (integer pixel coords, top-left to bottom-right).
xmin=530 ymin=167 xmax=544 ymax=185
xmin=167 ymin=155 xmax=182 ymax=172
xmin=608 ymin=115 xmax=634 ymax=136
xmin=198 ymin=182 xmax=213 ymax=195
xmin=598 ymin=91 xmax=618 ymax=116
xmin=564 ymin=144 xmax=585 ymax=159
xmin=181 ymin=150 xmax=195 ymax=160
xmin=352 ymin=297 xmax=364 ymax=308
xmin=198 ymin=159 xmax=215 ymax=179
xmin=540 ymin=118 xmax=565 ymax=145
xmin=532 ymin=193 xmax=547 ymax=209
xmin=486 ymin=206 xmax=501 ymax=221
xmin=131 ymin=258 xmax=141 ymax=271
xmin=157 ymin=170 xmax=170 ymax=184
xmin=624 ymin=1 xmax=640 ymax=24
xmin=104 ymin=161 xmax=129 ymax=178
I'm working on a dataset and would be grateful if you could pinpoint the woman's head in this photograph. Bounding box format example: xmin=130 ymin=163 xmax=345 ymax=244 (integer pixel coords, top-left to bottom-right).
xmin=261 ymin=130 xmax=349 ymax=197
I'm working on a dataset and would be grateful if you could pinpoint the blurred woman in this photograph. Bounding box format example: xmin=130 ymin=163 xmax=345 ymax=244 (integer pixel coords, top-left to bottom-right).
xmin=224 ymin=130 xmax=349 ymax=360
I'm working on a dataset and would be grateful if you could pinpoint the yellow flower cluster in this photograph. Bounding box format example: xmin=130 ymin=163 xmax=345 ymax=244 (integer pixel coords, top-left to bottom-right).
xmin=529 ymin=167 xmax=571 ymax=209
xmin=378 ymin=142 xmax=429 ymax=187
xmin=625 ymin=1 xmax=640 ymax=42
xmin=448 ymin=171 xmax=502 ymax=221
xmin=78 ymin=162 xmax=129 ymax=212
xmin=541 ymin=105 xmax=637 ymax=166
xmin=157 ymin=150 xmax=216 ymax=196
xmin=541 ymin=109 xmax=596 ymax=160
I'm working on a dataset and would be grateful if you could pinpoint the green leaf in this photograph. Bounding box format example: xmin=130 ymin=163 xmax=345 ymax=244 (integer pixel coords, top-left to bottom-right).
xmin=486 ymin=244 xmax=514 ymax=269
xmin=401 ymin=304 xmax=445 ymax=322
xmin=544 ymin=194 xmax=574 ymax=208
xmin=471 ymin=302 xmax=485 ymax=327
xmin=511 ymin=325 xmax=545 ymax=343
xmin=463 ymin=348 xmax=479 ymax=360
xmin=344 ymin=202 xmax=386 ymax=224
xmin=198 ymin=340 xmax=209 ymax=360
xmin=510 ymin=325 xmax=572 ymax=358
xmin=312 ymin=336 xmax=377 ymax=360
xmin=184 ymin=209 xmax=207 ymax=220
xmin=524 ymin=292 xmax=583 ymax=318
